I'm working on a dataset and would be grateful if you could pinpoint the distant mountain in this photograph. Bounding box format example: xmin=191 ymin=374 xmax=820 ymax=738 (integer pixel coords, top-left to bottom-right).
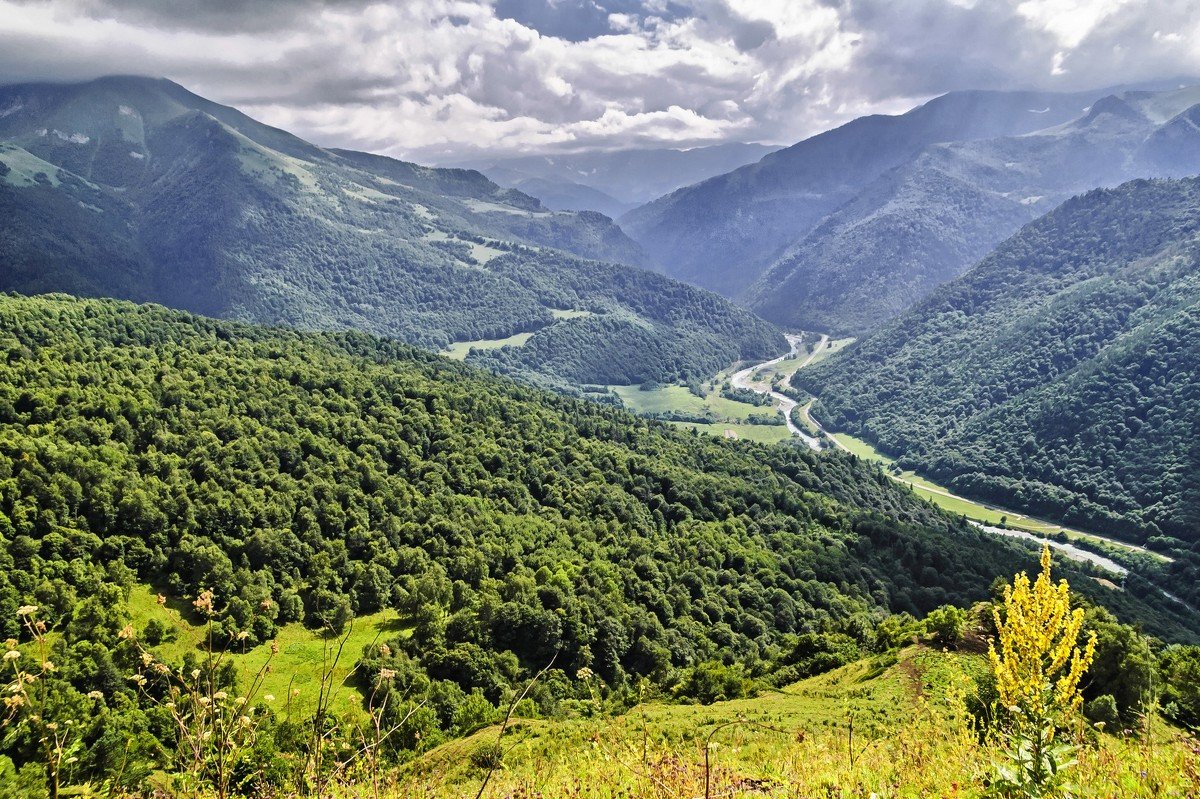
xmin=748 ymin=86 xmax=1200 ymax=335
xmin=796 ymin=176 xmax=1200 ymax=551
xmin=509 ymin=176 xmax=636 ymax=219
xmin=0 ymin=76 xmax=784 ymax=385
xmin=446 ymin=142 xmax=778 ymax=214
xmin=620 ymin=89 xmax=1112 ymax=298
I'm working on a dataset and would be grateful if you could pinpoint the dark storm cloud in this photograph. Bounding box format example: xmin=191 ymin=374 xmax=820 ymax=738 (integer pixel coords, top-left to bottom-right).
xmin=1 ymin=1 xmax=1198 ymax=159
xmin=16 ymin=0 xmax=376 ymax=32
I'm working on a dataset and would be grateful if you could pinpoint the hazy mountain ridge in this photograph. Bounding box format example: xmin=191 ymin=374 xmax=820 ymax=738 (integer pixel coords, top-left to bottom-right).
xmin=747 ymin=87 xmax=1200 ymax=334
xmin=447 ymin=142 xmax=778 ymax=215
xmin=0 ymin=76 xmax=785 ymax=385
xmin=620 ymin=88 xmax=1112 ymax=298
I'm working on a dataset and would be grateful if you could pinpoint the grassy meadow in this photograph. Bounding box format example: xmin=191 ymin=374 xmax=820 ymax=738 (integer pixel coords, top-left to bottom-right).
xmin=389 ymin=646 xmax=1199 ymax=798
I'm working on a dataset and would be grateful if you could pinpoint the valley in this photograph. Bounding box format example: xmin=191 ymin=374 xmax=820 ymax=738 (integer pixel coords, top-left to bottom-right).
xmin=721 ymin=329 xmax=1164 ymax=580
xmin=1 ymin=16 xmax=1199 ymax=791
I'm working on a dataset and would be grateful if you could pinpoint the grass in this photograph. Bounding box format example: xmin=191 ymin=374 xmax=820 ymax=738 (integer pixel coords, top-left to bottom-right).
xmin=125 ymin=584 xmax=408 ymax=719
xmin=614 ymin=383 xmax=782 ymax=427
xmin=549 ymin=309 xmax=593 ymax=321
xmin=805 ymin=336 xmax=855 ymax=367
xmin=610 ymin=384 xmax=709 ymax=416
xmin=608 ymin=383 xmax=792 ymax=443
xmin=667 ymin=420 xmax=793 ymax=444
xmin=387 ymin=646 xmax=1199 ymax=798
xmin=443 ymin=331 xmax=535 ymax=360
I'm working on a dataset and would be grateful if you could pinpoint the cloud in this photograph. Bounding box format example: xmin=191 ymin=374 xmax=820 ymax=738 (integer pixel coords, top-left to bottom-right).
xmin=1 ymin=0 xmax=1198 ymax=161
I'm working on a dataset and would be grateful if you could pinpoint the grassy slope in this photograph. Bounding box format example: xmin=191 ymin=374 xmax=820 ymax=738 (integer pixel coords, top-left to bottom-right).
xmin=126 ymin=585 xmax=406 ymax=719
xmin=394 ymin=647 xmax=1197 ymax=798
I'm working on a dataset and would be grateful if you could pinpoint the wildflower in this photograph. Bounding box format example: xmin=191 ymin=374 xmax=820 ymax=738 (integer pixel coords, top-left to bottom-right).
xmin=213 ymin=691 xmax=228 ymax=701
xmin=3 ymin=650 xmax=19 ymax=661
xmin=156 ymin=594 xmax=167 ymax=606
xmin=16 ymin=605 xmax=37 ymax=617
xmin=40 ymin=661 xmax=55 ymax=673
xmin=576 ymin=667 xmax=594 ymax=681
xmin=260 ymin=598 xmax=272 ymax=610
xmin=191 ymin=669 xmax=201 ymax=680
xmin=989 ymin=546 xmax=1096 ymax=720
xmin=198 ymin=696 xmax=212 ymax=706
xmin=264 ymin=694 xmax=275 ymax=702
xmin=193 ymin=590 xmax=215 ymax=616
xmin=87 ymin=690 xmax=104 ymax=701
xmin=141 ymin=652 xmax=154 ymax=666
xmin=378 ymin=668 xmax=396 ymax=681
xmin=239 ymin=715 xmax=252 ymax=727
xmin=380 ymin=644 xmax=392 ymax=657
xmin=118 ymin=624 xmax=135 ymax=640
xmin=236 ymin=630 xmax=249 ymax=641
xmin=270 ymin=641 xmax=280 ymax=655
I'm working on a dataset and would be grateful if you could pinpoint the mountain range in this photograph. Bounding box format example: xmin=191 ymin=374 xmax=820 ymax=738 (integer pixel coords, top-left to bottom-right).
xmin=622 ymin=83 xmax=1200 ymax=335
xmin=0 ymin=76 xmax=784 ymax=386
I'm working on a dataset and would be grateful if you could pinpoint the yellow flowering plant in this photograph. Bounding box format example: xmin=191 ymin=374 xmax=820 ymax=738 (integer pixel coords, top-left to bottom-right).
xmin=987 ymin=545 xmax=1097 ymax=798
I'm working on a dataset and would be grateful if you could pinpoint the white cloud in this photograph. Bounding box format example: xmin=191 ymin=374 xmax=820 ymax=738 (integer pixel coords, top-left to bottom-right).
xmin=1 ymin=0 xmax=1198 ymax=161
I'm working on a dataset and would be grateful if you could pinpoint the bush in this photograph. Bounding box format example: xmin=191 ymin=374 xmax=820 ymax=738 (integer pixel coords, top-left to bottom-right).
xmin=469 ymin=741 xmax=504 ymax=771
xmin=1084 ymin=695 xmax=1120 ymax=729
xmin=924 ymin=605 xmax=966 ymax=647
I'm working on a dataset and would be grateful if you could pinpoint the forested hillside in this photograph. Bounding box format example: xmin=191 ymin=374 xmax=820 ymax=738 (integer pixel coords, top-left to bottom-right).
xmin=797 ymin=178 xmax=1200 ymax=559
xmin=2 ymin=298 xmax=1198 ymax=793
xmin=0 ymin=76 xmax=783 ymax=385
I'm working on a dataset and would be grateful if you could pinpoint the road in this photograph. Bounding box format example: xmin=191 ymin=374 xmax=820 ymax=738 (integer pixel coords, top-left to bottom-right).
xmin=730 ymin=333 xmax=824 ymax=449
xmin=733 ymin=331 xmax=1173 ymax=577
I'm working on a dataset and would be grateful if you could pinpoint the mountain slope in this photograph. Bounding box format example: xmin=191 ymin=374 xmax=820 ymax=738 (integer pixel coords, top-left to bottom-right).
xmin=621 ymin=89 xmax=1109 ymax=298
xmin=509 ymin=175 xmax=636 ymax=219
xmin=795 ymin=177 xmax=1200 ymax=548
xmin=749 ymin=88 xmax=1200 ymax=335
xmin=0 ymin=76 xmax=783 ymax=384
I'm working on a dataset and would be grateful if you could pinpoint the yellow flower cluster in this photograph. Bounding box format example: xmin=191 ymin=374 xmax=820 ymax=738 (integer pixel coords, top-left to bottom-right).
xmin=988 ymin=546 xmax=1096 ymax=723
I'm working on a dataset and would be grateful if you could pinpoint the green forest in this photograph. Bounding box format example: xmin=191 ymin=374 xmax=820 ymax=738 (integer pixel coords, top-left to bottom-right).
xmin=3 ymin=292 xmax=1197 ymax=794
xmin=797 ymin=177 xmax=1200 ymax=602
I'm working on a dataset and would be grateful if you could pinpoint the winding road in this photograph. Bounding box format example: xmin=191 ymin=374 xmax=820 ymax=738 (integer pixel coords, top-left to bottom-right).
xmin=730 ymin=333 xmax=824 ymax=450
xmin=730 ymin=332 xmax=1173 ymax=581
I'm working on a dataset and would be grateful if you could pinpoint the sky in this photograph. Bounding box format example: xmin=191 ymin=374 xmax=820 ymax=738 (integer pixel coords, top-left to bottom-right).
xmin=1 ymin=0 xmax=1199 ymax=162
